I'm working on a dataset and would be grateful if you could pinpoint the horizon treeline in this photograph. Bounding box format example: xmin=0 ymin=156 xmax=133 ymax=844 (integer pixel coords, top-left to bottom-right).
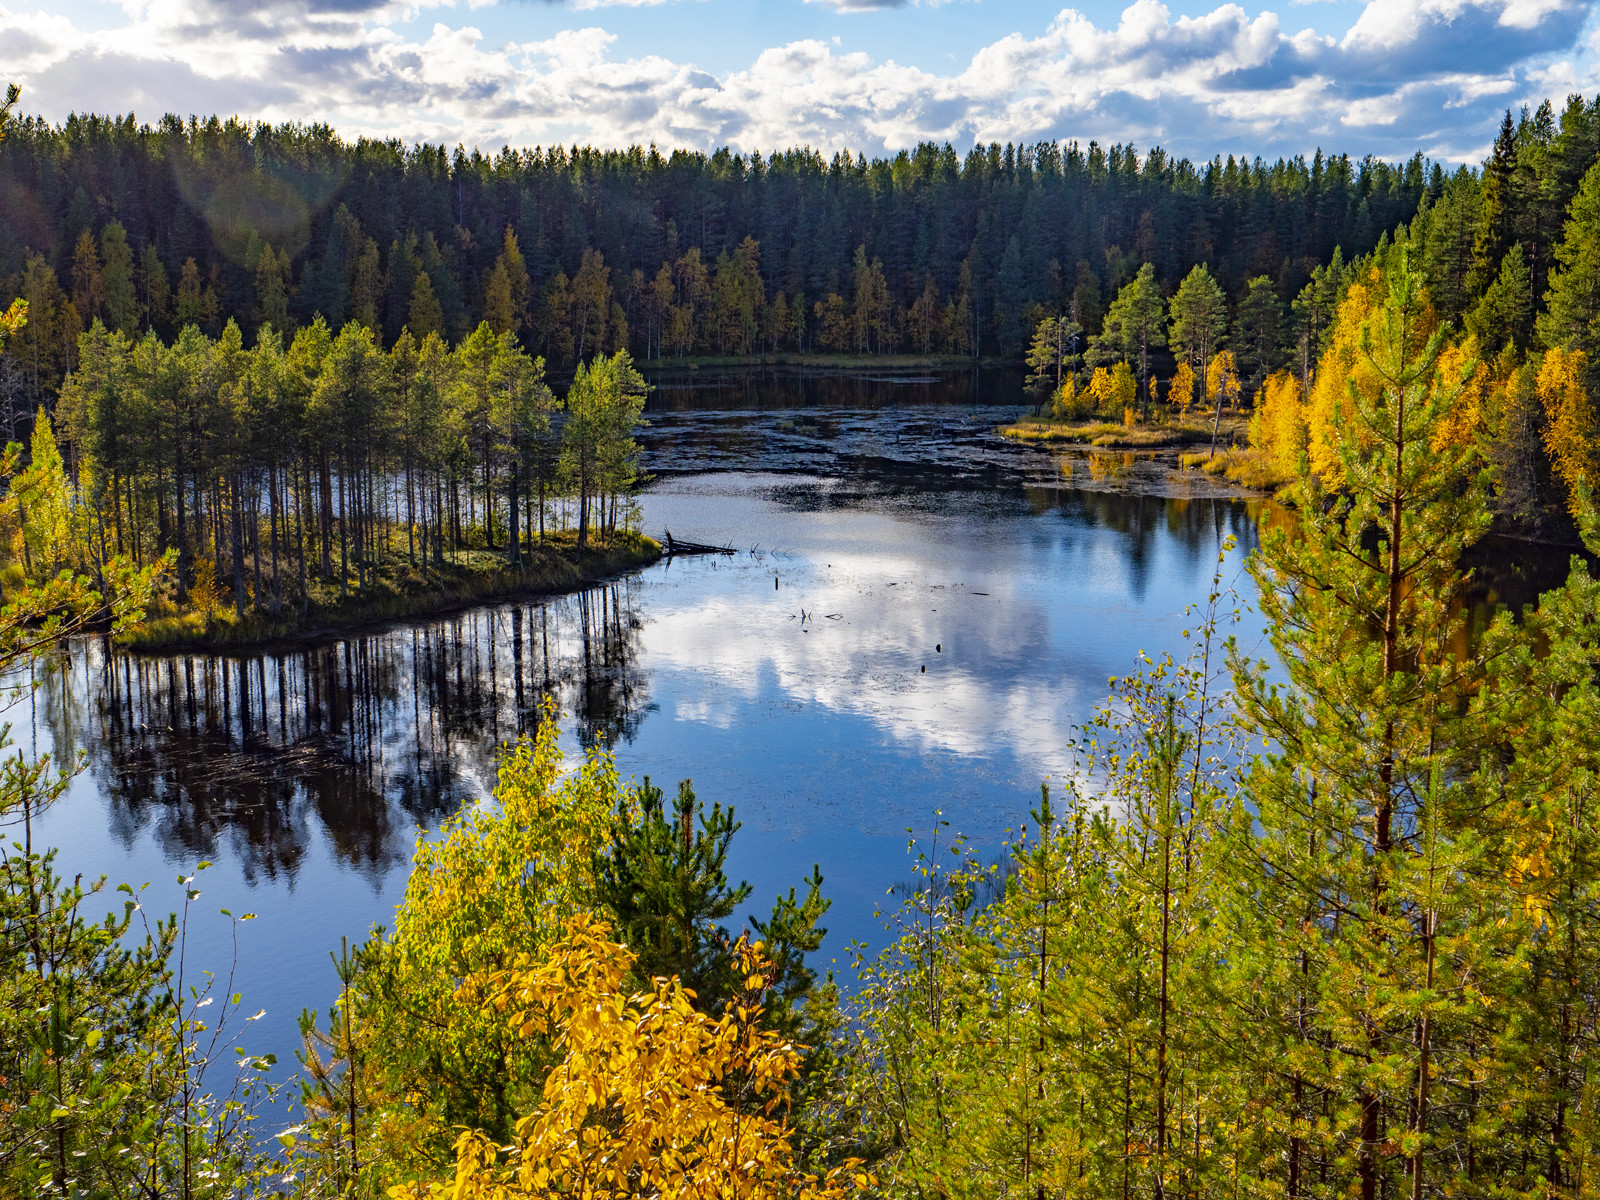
xmin=0 ymin=106 xmax=1442 ymax=402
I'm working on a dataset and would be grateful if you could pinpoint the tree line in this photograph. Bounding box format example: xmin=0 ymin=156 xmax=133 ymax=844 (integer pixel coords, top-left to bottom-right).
xmin=0 ymin=104 xmax=1443 ymax=412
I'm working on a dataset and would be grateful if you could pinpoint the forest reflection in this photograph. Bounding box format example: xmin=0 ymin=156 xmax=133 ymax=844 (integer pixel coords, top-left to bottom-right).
xmin=641 ymin=365 xmax=1023 ymax=413
xmin=34 ymin=581 xmax=646 ymax=883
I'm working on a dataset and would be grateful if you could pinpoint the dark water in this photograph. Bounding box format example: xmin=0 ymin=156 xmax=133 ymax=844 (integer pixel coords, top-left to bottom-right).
xmin=19 ymin=368 xmax=1269 ymax=1084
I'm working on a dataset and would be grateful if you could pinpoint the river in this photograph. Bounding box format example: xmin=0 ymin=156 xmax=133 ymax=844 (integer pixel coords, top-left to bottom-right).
xmin=19 ymin=367 xmax=1268 ymax=1086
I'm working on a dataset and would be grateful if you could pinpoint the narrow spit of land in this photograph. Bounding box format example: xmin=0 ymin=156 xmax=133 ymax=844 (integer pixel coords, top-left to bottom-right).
xmin=120 ymin=532 xmax=662 ymax=654
xmin=997 ymin=412 xmax=1291 ymax=490
xmin=996 ymin=412 xmax=1249 ymax=449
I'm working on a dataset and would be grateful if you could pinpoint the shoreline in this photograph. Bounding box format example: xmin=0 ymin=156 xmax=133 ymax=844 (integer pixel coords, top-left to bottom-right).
xmin=117 ymin=534 xmax=663 ymax=656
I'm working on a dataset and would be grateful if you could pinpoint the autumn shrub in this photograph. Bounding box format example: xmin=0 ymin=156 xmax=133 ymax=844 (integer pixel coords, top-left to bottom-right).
xmin=391 ymin=915 xmax=866 ymax=1200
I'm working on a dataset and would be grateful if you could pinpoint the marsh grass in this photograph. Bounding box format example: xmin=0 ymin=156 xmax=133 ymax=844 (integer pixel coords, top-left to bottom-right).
xmin=1178 ymin=447 xmax=1295 ymax=491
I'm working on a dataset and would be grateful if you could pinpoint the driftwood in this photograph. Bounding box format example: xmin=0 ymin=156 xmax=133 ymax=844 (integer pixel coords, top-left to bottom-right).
xmin=662 ymin=531 xmax=737 ymax=557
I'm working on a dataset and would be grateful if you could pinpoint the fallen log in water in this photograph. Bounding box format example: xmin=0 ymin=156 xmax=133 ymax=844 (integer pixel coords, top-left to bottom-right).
xmin=663 ymin=531 xmax=738 ymax=557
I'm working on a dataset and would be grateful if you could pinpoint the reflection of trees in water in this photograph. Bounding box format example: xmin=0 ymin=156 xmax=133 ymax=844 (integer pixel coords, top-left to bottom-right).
xmin=1042 ymin=490 xmax=1261 ymax=602
xmin=41 ymin=580 xmax=647 ymax=882
xmin=643 ymin=367 xmax=1021 ymax=413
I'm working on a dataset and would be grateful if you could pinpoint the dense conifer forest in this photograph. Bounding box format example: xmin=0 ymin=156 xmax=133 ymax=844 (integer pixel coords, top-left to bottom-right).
xmin=0 ymin=105 xmax=1444 ymax=405
xmin=14 ymin=82 xmax=1600 ymax=1199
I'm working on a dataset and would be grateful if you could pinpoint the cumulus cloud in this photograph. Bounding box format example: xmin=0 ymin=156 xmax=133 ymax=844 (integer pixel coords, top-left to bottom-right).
xmin=0 ymin=0 xmax=1593 ymax=162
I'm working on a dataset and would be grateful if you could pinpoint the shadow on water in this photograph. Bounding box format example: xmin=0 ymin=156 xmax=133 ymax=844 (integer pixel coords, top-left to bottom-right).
xmin=32 ymin=582 xmax=647 ymax=883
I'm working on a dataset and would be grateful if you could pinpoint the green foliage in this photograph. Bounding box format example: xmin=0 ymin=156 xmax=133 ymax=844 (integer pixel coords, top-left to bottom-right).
xmin=2 ymin=804 xmax=277 ymax=1197
xmin=836 ymin=255 xmax=1600 ymax=1199
xmin=36 ymin=311 xmax=648 ymax=644
xmin=842 ymin=556 xmax=1245 ymax=1199
xmin=340 ymin=714 xmax=623 ymax=1175
xmin=1539 ymin=159 xmax=1600 ymax=375
xmin=1090 ymin=262 xmax=1166 ymax=414
xmin=0 ymin=110 xmax=1425 ymax=379
xmin=1023 ymin=314 xmax=1082 ymax=407
xmin=595 ymin=777 xmax=752 ymax=1000
xmin=292 ymin=710 xmax=837 ymax=1194
xmin=1167 ymin=264 xmax=1226 ymax=378
xmin=561 ymin=349 xmax=648 ymax=549
xmin=595 ymin=777 xmax=831 ymax=1035
xmin=1232 ymin=274 xmax=1285 ymax=394
xmin=0 ymin=83 xmax=18 ymax=144
xmin=1465 ymin=239 xmax=1533 ymax=355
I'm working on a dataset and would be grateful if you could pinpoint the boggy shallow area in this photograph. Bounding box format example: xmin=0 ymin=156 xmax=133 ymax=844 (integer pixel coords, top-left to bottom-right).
xmin=24 ymin=373 xmax=1269 ymax=1077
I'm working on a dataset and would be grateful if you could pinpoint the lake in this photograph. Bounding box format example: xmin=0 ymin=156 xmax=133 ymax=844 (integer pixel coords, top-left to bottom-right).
xmin=18 ymin=367 xmax=1267 ymax=1085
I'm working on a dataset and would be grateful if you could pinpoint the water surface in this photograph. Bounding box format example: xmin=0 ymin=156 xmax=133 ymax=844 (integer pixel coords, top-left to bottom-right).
xmin=21 ymin=370 xmax=1264 ymax=1079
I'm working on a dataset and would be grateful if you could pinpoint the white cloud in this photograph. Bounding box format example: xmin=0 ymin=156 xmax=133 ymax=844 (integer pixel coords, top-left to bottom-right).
xmin=0 ymin=0 xmax=1592 ymax=163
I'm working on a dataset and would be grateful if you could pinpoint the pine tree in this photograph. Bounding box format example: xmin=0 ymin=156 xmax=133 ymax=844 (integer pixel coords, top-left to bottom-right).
xmin=1233 ymin=255 xmax=1513 ymax=1200
xmin=1539 ymin=159 xmax=1600 ymax=384
xmin=1093 ymin=263 xmax=1166 ymax=418
xmin=1466 ymin=240 xmax=1533 ymax=355
xmin=408 ymin=271 xmax=444 ymax=341
xmin=69 ymin=230 xmax=103 ymax=332
xmin=1167 ymin=264 xmax=1226 ymax=388
xmin=1024 ymin=314 xmax=1081 ymax=410
xmin=1233 ymin=275 xmax=1284 ymax=396
xmin=594 ymin=777 xmax=752 ymax=1001
xmin=139 ymin=244 xmax=169 ymax=335
xmin=252 ymin=243 xmax=291 ymax=335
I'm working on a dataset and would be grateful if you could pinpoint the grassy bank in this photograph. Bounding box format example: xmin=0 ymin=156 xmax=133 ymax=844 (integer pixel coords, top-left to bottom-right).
xmin=1178 ymin=447 xmax=1296 ymax=491
xmin=998 ymin=414 xmax=1248 ymax=449
xmin=120 ymin=531 xmax=661 ymax=654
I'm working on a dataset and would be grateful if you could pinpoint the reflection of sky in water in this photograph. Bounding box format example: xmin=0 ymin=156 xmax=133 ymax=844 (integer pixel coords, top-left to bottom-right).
xmin=622 ymin=472 xmax=1260 ymax=978
xmin=18 ymin=397 xmax=1264 ymax=1087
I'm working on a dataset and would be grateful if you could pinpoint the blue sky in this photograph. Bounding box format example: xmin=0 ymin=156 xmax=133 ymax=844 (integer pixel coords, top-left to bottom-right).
xmin=5 ymin=0 xmax=1598 ymax=163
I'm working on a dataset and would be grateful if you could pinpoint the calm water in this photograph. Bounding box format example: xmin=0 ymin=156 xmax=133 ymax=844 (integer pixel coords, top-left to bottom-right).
xmin=18 ymin=368 xmax=1268 ymax=1082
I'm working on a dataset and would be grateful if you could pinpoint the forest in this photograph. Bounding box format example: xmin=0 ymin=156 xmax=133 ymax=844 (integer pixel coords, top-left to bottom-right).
xmin=10 ymin=80 xmax=1600 ymax=1198
xmin=0 ymin=99 xmax=1442 ymax=413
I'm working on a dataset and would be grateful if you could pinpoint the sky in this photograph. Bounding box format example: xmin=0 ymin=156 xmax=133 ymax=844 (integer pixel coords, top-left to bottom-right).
xmin=2 ymin=0 xmax=1598 ymax=166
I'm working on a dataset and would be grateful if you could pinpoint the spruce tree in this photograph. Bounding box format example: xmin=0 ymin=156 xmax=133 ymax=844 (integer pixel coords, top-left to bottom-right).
xmin=1539 ymin=159 xmax=1600 ymax=383
xmin=1468 ymin=110 xmax=1518 ymax=296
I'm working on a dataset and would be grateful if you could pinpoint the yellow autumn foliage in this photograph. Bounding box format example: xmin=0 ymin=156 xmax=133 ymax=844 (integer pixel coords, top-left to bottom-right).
xmin=1204 ymin=351 xmax=1239 ymax=411
xmin=1086 ymin=361 xmax=1137 ymax=418
xmin=393 ymin=914 xmax=866 ymax=1200
xmin=1429 ymin=337 xmax=1491 ymax=452
xmin=1050 ymin=377 xmax=1091 ymax=420
xmin=1540 ymin=346 xmax=1596 ymax=519
xmin=1248 ymin=370 xmax=1308 ymax=480
xmin=355 ymin=708 xmax=632 ymax=1171
xmin=9 ymin=410 xmax=87 ymax=578
xmin=1170 ymin=362 xmax=1198 ymax=417
xmin=0 ymin=297 xmax=24 ymax=350
xmin=1305 ymin=268 xmax=1442 ymax=484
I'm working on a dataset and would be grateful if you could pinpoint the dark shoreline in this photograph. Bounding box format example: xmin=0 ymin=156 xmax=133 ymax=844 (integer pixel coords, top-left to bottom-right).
xmin=117 ymin=535 xmax=662 ymax=656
